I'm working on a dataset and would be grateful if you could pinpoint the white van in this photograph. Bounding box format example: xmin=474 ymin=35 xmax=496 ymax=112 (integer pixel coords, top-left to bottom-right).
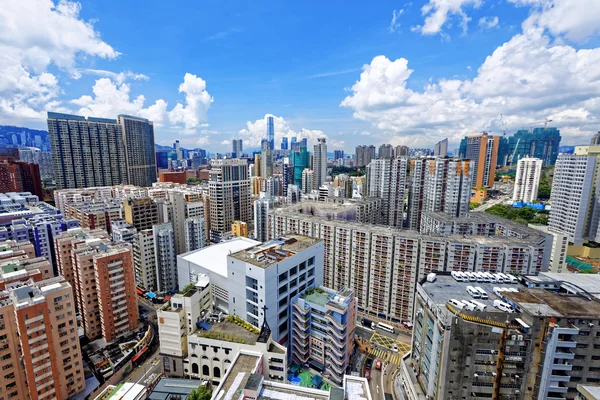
xmin=448 ymin=299 xmax=465 ymax=310
xmin=493 ymin=273 xmax=504 ymax=283
xmin=483 ymin=272 xmax=495 ymax=283
xmin=471 ymin=300 xmax=487 ymax=311
xmin=475 ymin=287 xmax=488 ymax=299
xmin=461 ymin=301 xmax=476 ymax=311
xmin=465 ymin=272 xmax=477 ymax=282
xmin=505 ymin=273 xmax=518 ymax=284
xmin=493 ymin=299 xmax=513 ymax=312
xmin=475 ymin=272 xmax=485 ymax=282
xmin=506 ymin=288 xmax=519 ymax=293
xmin=451 ymin=271 xmax=463 ymax=282
xmin=493 ymin=287 xmax=506 ymax=297
xmin=467 ymin=286 xmax=481 ymax=298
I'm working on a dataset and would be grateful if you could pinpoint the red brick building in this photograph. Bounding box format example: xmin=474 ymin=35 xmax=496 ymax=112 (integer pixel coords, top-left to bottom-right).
xmin=0 ymin=160 xmax=43 ymax=198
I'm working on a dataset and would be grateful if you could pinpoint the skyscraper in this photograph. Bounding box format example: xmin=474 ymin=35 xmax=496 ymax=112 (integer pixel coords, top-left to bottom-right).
xmin=506 ymin=127 xmax=561 ymax=166
xmin=366 ymin=157 xmax=407 ymax=228
xmin=513 ymin=157 xmax=543 ymax=203
xmin=291 ymin=146 xmax=310 ymax=187
xmin=209 ymin=159 xmax=251 ymax=242
xmin=133 ymin=229 xmax=157 ymax=291
xmin=378 ymin=144 xmax=394 ymax=159
xmin=281 ymin=136 xmax=288 ymax=150
xmin=334 ymin=150 xmax=344 ymax=160
xmin=422 ymin=159 xmax=472 ymax=219
xmin=433 ymin=138 xmax=448 ymax=157
xmin=267 ymin=116 xmax=275 ymax=150
xmin=0 ymin=160 xmax=43 ymax=198
xmin=460 ymin=133 xmax=499 ymax=188
xmin=549 ymin=151 xmax=599 ymax=245
xmin=154 ymin=223 xmax=178 ymax=293
xmin=313 ymin=138 xmax=327 ymax=190
xmin=302 ymin=168 xmax=314 ymax=193
xmin=118 ymin=114 xmax=157 ymax=187
xmin=47 ymin=112 xmax=128 ymax=189
xmin=395 ymin=145 xmax=409 ymax=157
xmin=254 ymin=198 xmax=272 ymax=242
xmin=355 ymin=145 xmax=376 ymax=167
xmin=232 ymin=138 xmax=243 ymax=157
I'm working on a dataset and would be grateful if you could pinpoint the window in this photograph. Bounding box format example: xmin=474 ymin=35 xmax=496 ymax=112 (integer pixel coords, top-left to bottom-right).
xmin=202 ymin=365 xmax=209 ymax=375
xmin=308 ymin=257 xmax=315 ymax=266
xmin=290 ymin=266 xmax=297 ymax=275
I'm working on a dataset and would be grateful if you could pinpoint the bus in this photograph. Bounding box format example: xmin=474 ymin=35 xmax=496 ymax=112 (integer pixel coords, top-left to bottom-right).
xmin=376 ymin=322 xmax=395 ymax=334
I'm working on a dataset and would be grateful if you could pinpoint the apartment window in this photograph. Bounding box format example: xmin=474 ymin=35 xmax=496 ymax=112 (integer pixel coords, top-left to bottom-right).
xmin=308 ymin=257 xmax=315 ymax=266
xmin=278 ymin=272 xmax=288 ymax=283
xmin=290 ymin=266 xmax=297 ymax=276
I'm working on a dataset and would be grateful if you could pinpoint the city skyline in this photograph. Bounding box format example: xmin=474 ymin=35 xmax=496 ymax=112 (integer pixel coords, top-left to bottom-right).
xmin=1 ymin=0 xmax=599 ymax=154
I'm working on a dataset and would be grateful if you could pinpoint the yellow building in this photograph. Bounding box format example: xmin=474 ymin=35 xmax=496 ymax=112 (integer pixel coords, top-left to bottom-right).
xmin=232 ymin=220 xmax=248 ymax=238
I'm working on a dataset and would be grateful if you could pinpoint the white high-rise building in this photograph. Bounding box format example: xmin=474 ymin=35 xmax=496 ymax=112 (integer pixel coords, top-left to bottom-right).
xmin=513 ymin=157 xmax=543 ymax=203
xmin=366 ymin=157 xmax=407 ymax=228
xmin=254 ymin=198 xmax=272 ymax=242
xmin=313 ymin=138 xmax=327 ymax=190
xmin=133 ymin=229 xmax=157 ymax=291
xmin=549 ymin=151 xmax=599 ymax=245
xmin=184 ymin=217 xmax=206 ymax=253
xmin=154 ymin=223 xmax=177 ymax=293
xmin=301 ymin=169 xmax=314 ymax=194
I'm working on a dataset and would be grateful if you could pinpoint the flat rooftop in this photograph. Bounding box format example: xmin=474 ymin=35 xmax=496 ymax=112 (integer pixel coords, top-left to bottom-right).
xmin=179 ymin=237 xmax=260 ymax=277
xmin=538 ymin=272 xmax=600 ymax=300
xmin=218 ymin=353 xmax=259 ymax=398
xmin=196 ymin=320 xmax=259 ymax=345
xmin=421 ymin=274 xmax=522 ymax=313
xmin=230 ymin=235 xmax=321 ymax=268
xmin=257 ymin=383 xmax=332 ymax=400
xmin=344 ymin=376 xmax=372 ymax=400
xmin=503 ymin=288 xmax=600 ymax=318
xmin=147 ymin=378 xmax=205 ymax=400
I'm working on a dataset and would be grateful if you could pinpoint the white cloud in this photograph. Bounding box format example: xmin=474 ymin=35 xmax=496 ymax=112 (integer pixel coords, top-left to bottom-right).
xmin=341 ymin=27 xmax=600 ymax=146
xmin=510 ymin=0 xmax=600 ymax=42
xmin=0 ymin=0 xmax=119 ymax=123
xmin=196 ymin=136 xmax=210 ymax=146
xmin=71 ymin=73 xmax=213 ymax=135
xmin=389 ymin=9 xmax=404 ymax=33
xmin=221 ymin=140 xmax=231 ymax=145
xmin=238 ymin=114 xmax=343 ymax=150
xmin=416 ymin=0 xmax=481 ymax=35
xmin=74 ymin=69 xmax=149 ymax=84
xmin=360 ymin=131 xmax=372 ymax=136
xmin=479 ymin=16 xmax=499 ymax=29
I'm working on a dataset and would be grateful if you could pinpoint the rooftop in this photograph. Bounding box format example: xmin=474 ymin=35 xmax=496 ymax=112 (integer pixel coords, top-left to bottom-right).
xmin=301 ymin=287 xmax=353 ymax=312
xmin=196 ymin=319 xmax=259 ymax=345
xmin=218 ymin=353 xmax=259 ymax=398
xmin=504 ymin=288 xmax=600 ymax=318
xmin=179 ymin=237 xmax=260 ymax=277
xmin=230 ymin=235 xmax=321 ymax=268
xmin=147 ymin=378 xmax=205 ymax=400
xmin=577 ymin=384 xmax=600 ymax=400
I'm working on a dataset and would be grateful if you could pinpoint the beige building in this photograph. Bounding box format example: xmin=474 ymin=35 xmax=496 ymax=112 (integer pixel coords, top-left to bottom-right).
xmin=124 ymin=197 xmax=159 ymax=230
xmin=0 ymin=276 xmax=85 ymax=399
xmin=232 ymin=220 xmax=248 ymax=237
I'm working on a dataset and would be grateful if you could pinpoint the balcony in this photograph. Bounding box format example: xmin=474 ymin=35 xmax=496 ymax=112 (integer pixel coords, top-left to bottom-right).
xmin=553 ymin=350 xmax=575 ymax=360
xmin=547 ymin=382 xmax=569 ymax=394
xmin=549 ymin=371 xmax=570 ymax=382
xmin=293 ymin=302 xmax=310 ymax=315
xmin=292 ymin=326 xmax=309 ymax=340
xmin=551 ymin=361 xmax=572 ymax=371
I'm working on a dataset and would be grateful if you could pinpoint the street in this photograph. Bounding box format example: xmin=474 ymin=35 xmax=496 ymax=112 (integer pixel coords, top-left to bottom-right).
xmin=128 ymin=347 xmax=162 ymax=384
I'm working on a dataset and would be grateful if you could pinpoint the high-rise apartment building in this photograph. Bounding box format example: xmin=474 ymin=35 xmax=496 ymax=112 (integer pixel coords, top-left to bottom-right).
xmin=513 ymin=157 xmax=543 ymax=203
xmin=507 ymin=127 xmax=561 ymax=166
xmin=111 ymin=219 xmax=137 ymax=243
xmin=124 ymin=197 xmax=159 ymax=230
xmin=460 ymin=133 xmax=499 ymax=188
xmin=209 ymin=159 xmax=251 ymax=242
xmin=231 ymin=220 xmax=248 ymax=237
xmin=395 ymin=145 xmax=409 ymax=157
xmin=333 ymin=150 xmax=344 ymax=160
xmin=0 ymin=160 xmax=43 ymax=198
xmin=292 ymin=146 xmax=310 ymax=187
xmin=366 ymin=157 xmax=407 ymax=228
xmin=549 ymin=151 xmax=600 ymax=245
xmin=433 ymin=138 xmax=448 ymax=157
xmin=167 ymin=190 xmax=206 ymax=254
xmin=47 ymin=112 xmax=128 ymax=189
xmin=154 ymin=223 xmax=177 ymax=294
xmin=254 ymin=198 xmax=272 ymax=242
xmin=18 ymin=147 xmax=54 ymax=179
xmin=281 ymin=136 xmax=288 ymax=150
xmin=408 ymin=273 xmax=600 ymax=400
xmin=290 ymin=286 xmax=356 ymax=385
xmin=133 ymin=229 xmax=157 ymax=291
xmin=313 ymin=138 xmax=327 ymax=191
xmin=232 ymin=138 xmax=243 ymax=157
xmin=266 ymin=116 xmax=275 ymax=150
xmin=378 ymin=144 xmax=394 ymax=159
xmin=261 ymin=148 xmax=273 ymax=178
xmin=269 ymin=209 xmax=548 ymax=322
xmin=301 ymin=169 xmax=314 ymax=194
xmin=118 ymin=115 xmax=157 ymax=187
xmin=355 ymin=145 xmax=376 ymax=167
xmin=0 ymin=276 xmax=86 ymax=399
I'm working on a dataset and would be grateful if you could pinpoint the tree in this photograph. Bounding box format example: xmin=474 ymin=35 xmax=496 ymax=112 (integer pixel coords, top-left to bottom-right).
xmin=469 ymin=202 xmax=480 ymax=210
xmin=179 ymin=283 xmax=195 ymax=294
xmin=187 ymin=386 xmax=211 ymax=400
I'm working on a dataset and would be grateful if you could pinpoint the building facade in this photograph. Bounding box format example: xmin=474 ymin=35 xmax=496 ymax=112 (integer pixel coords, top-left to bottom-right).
xmin=378 ymin=144 xmax=394 ymax=159
xmin=209 ymin=159 xmax=251 ymax=242
xmin=290 ymin=286 xmax=356 ymax=385
xmin=507 ymin=128 xmax=561 ymax=167
xmin=47 ymin=112 xmax=128 ymax=189
xmin=355 ymin=145 xmax=376 ymax=167
xmin=133 ymin=229 xmax=157 ymax=291
xmin=513 ymin=157 xmax=543 ymax=203
xmin=313 ymin=138 xmax=327 ymax=191
xmin=366 ymin=157 xmax=407 ymax=228
xmin=433 ymin=138 xmax=448 ymax=157
xmin=118 ymin=114 xmax=157 ymax=187
xmin=124 ymin=197 xmax=159 ymax=231
xmin=460 ymin=133 xmax=499 ymax=188
xmin=154 ymin=223 xmax=178 ymax=294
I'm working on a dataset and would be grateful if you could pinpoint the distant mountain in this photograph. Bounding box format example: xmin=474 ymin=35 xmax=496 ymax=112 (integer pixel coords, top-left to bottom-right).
xmin=155 ymin=144 xmax=174 ymax=151
xmin=0 ymin=125 xmax=50 ymax=151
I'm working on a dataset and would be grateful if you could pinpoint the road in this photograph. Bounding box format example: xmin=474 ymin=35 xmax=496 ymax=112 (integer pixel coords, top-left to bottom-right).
xmin=127 ymin=347 xmax=162 ymax=384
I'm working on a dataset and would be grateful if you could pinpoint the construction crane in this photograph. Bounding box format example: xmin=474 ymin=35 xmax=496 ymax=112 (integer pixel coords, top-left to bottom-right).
xmin=529 ymin=118 xmax=553 ymax=131
xmin=500 ymin=113 xmax=508 ymax=136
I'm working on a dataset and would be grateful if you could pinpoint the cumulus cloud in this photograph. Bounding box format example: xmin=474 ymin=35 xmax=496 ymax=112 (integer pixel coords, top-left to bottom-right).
xmin=479 ymin=16 xmax=499 ymax=29
xmin=73 ymin=69 xmax=149 ymax=84
xmin=510 ymin=0 xmax=600 ymax=42
xmin=0 ymin=0 xmax=119 ymax=123
xmin=238 ymin=114 xmax=344 ymax=149
xmin=341 ymin=27 xmax=600 ymax=146
xmin=415 ymin=0 xmax=481 ymax=35
xmin=221 ymin=140 xmax=231 ymax=145
xmin=71 ymin=73 xmax=213 ymax=135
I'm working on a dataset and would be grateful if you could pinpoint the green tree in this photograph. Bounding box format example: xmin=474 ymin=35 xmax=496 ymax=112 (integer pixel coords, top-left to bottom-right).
xmin=469 ymin=202 xmax=480 ymax=210
xmin=179 ymin=283 xmax=195 ymax=294
xmin=186 ymin=386 xmax=211 ymax=400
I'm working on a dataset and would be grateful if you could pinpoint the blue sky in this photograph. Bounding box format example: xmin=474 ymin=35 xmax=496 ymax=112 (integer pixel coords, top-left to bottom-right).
xmin=1 ymin=0 xmax=600 ymax=153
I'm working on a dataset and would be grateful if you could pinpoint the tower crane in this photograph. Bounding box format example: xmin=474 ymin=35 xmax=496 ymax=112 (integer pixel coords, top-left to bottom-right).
xmin=529 ymin=118 xmax=553 ymax=131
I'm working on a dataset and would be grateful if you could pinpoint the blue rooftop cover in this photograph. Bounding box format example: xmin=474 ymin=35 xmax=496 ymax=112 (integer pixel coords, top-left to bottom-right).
xmin=147 ymin=291 xmax=156 ymax=299
xmin=196 ymin=321 xmax=211 ymax=330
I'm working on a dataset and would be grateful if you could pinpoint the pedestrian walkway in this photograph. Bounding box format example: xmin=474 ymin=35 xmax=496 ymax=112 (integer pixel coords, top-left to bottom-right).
xmin=368 ymin=348 xmax=403 ymax=365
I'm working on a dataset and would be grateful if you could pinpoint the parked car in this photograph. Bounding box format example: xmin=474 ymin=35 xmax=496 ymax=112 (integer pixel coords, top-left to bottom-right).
xmin=375 ymin=360 xmax=382 ymax=370
xmin=365 ymin=357 xmax=373 ymax=369
xmin=392 ymin=343 xmax=399 ymax=353
xmin=364 ymin=370 xmax=371 ymax=381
